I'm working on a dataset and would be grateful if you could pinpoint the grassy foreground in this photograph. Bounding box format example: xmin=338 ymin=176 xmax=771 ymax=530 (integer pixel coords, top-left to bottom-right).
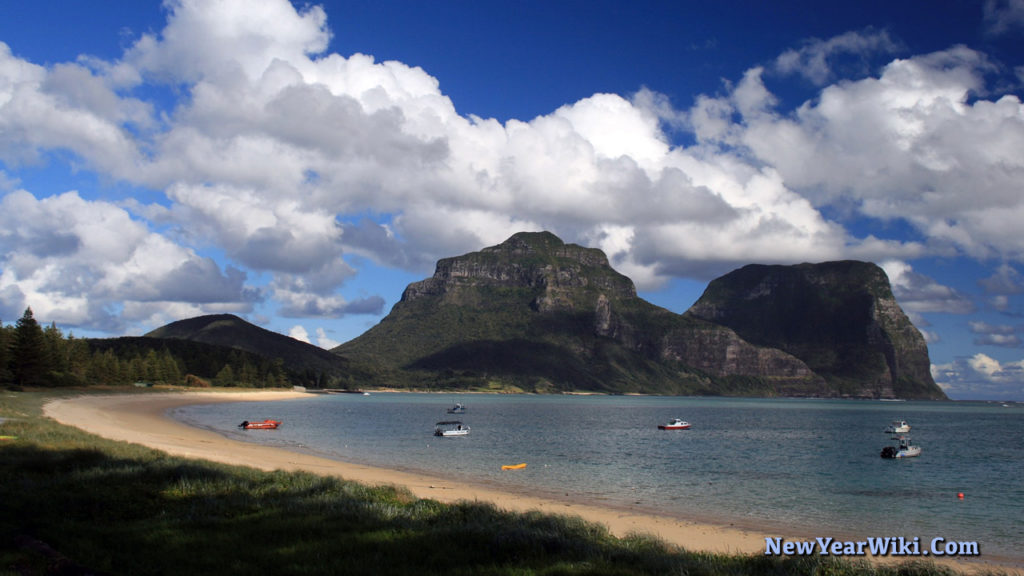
xmin=0 ymin=389 xmax=991 ymax=576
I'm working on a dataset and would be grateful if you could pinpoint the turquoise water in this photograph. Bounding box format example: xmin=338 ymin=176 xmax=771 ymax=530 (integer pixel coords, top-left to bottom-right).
xmin=174 ymin=394 xmax=1024 ymax=560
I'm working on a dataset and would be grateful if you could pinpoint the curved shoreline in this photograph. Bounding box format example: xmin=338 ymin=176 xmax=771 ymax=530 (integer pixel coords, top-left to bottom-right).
xmin=43 ymin=390 xmax=1018 ymax=574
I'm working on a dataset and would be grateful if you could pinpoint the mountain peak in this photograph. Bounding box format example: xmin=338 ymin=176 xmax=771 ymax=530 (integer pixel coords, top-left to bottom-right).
xmin=144 ymin=314 xmax=249 ymax=339
xmin=499 ymin=230 xmax=565 ymax=250
xmin=400 ymin=232 xmax=633 ymax=305
xmin=475 ymin=231 xmax=611 ymax=269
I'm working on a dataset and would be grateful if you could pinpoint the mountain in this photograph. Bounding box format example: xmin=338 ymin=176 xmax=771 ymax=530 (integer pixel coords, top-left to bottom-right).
xmin=333 ymin=231 xmax=943 ymax=398
xmin=144 ymin=313 xmax=359 ymax=386
xmin=685 ymin=261 xmax=945 ymax=399
xmin=335 ymin=231 xmax=727 ymax=394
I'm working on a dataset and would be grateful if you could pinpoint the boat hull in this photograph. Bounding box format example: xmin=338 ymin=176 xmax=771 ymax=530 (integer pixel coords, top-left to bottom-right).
xmin=885 ymin=421 xmax=911 ymax=434
xmin=240 ymin=419 xmax=281 ymax=430
xmin=895 ymin=447 xmax=921 ymax=458
xmin=434 ymin=420 xmax=468 ymax=436
xmin=658 ymin=424 xmax=691 ymax=430
xmin=881 ymin=445 xmax=921 ymax=458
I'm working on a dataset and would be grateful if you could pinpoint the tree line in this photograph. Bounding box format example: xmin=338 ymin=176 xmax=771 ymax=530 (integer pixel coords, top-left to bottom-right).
xmin=1 ymin=308 xmax=292 ymax=389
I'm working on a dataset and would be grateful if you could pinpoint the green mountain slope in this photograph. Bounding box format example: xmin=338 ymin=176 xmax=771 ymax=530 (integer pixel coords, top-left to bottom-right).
xmin=334 ymin=232 xmax=851 ymax=396
xmin=335 ymin=232 xmax=706 ymax=393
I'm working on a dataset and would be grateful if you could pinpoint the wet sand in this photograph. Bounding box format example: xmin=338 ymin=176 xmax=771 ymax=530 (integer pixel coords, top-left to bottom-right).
xmin=43 ymin=390 xmax=1017 ymax=574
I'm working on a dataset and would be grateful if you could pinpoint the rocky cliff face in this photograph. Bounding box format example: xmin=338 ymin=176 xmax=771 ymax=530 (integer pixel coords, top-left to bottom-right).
xmin=401 ymin=231 xmax=636 ymax=311
xmin=335 ymin=233 xmax=944 ymax=398
xmin=685 ymin=261 xmax=944 ymax=399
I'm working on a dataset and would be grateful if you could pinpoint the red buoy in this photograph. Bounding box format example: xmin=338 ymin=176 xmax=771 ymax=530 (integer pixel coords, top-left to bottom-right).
xmin=957 ymin=492 xmax=965 ymax=499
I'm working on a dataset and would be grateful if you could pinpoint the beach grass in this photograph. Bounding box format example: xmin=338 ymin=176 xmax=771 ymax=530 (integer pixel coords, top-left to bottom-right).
xmin=0 ymin=388 xmax=1003 ymax=576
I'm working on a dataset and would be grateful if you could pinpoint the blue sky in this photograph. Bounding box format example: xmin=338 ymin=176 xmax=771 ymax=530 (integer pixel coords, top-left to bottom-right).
xmin=2 ymin=1 xmax=1024 ymax=400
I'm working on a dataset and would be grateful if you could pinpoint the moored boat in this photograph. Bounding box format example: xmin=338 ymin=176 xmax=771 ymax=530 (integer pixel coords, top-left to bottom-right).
xmin=880 ymin=436 xmax=921 ymax=458
xmin=434 ymin=420 xmax=469 ymax=436
xmin=658 ymin=418 xmax=691 ymax=430
xmin=239 ymin=419 xmax=281 ymax=430
xmin=884 ymin=420 xmax=910 ymax=434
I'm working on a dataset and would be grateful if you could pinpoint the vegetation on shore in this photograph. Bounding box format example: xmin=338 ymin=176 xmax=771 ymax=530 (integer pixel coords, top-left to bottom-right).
xmin=1 ymin=388 xmax=997 ymax=576
xmin=0 ymin=308 xmax=297 ymax=390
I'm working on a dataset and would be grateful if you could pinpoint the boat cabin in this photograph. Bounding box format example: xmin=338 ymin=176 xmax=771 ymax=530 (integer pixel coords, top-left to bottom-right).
xmin=434 ymin=420 xmax=470 ymax=436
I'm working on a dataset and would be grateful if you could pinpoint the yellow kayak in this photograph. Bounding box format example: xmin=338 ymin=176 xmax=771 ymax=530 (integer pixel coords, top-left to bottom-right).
xmin=501 ymin=463 xmax=527 ymax=470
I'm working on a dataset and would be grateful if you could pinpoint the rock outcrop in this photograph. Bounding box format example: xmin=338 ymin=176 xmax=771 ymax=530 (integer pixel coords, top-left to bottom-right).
xmin=685 ymin=261 xmax=943 ymax=399
xmin=335 ymin=232 xmax=945 ymax=398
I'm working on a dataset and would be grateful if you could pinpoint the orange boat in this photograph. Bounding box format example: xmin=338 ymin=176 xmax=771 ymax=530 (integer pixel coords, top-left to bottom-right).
xmin=239 ymin=419 xmax=281 ymax=430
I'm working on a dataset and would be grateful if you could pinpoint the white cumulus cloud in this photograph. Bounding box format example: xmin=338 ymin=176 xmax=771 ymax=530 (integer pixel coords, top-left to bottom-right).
xmin=0 ymin=2 xmax=1022 ymax=344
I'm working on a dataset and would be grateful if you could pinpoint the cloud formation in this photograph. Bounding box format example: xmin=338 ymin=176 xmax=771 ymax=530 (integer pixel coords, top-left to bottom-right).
xmin=933 ymin=353 xmax=1024 ymax=400
xmin=774 ymin=29 xmax=901 ymax=85
xmin=881 ymin=260 xmax=976 ymax=316
xmin=969 ymin=320 xmax=1022 ymax=347
xmin=0 ymin=0 xmax=1022 ymax=370
xmin=0 ymin=190 xmax=255 ymax=330
xmin=984 ymin=0 xmax=1024 ymax=35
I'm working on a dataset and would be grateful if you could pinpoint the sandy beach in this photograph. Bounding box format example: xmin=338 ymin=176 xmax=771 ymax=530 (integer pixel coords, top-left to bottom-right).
xmin=43 ymin=390 xmax=1017 ymax=574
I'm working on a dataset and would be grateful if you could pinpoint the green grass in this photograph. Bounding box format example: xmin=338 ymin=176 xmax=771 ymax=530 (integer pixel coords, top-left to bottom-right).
xmin=0 ymin=388 xmax=1002 ymax=575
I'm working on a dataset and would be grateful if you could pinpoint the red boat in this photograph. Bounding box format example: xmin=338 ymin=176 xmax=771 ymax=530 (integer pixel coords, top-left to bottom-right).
xmin=239 ymin=419 xmax=281 ymax=430
xmin=658 ymin=418 xmax=691 ymax=430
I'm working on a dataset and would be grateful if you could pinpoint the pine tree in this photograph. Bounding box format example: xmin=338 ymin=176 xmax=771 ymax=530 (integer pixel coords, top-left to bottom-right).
xmin=158 ymin=349 xmax=182 ymax=384
xmin=43 ymin=321 xmax=66 ymax=373
xmin=0 ymin=319 xmax=13 ymax=384
xmin=13 ymin=307 xmax=48 ymax=386
xmin=66 ymin=336 xmax=91 ymax=382
xmin=128 ymin=355 xmax=145 ymax=383
xmin=215 ymin=364 xmax=236 ymax=386
xmin=143 ymin=349 xmax=160 ymax=382
xmin=238 ymin=360 xmax=258 ymax=387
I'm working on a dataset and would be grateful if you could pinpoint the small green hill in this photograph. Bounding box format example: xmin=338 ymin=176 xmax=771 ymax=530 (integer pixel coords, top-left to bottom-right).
xmin=143 ymin=313 xmax=363 ymax=387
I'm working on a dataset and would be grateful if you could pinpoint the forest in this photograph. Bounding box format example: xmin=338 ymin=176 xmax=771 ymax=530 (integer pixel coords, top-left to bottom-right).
xmin=0 ymin=307 xmax=292 ymax=389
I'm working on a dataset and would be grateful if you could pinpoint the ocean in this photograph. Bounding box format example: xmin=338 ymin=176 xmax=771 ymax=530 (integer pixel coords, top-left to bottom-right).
xmin=173 ymin=393 xmax=1024 ymax=560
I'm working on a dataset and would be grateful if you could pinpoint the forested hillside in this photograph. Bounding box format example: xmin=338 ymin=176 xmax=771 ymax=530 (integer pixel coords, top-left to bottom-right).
xmin=0 ymin=308 xmax=294 ymax=389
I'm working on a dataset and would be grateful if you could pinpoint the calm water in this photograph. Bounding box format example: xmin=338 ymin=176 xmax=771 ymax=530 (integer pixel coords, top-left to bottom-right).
xmin=175 ymin=394 xmax=1024 ymax=559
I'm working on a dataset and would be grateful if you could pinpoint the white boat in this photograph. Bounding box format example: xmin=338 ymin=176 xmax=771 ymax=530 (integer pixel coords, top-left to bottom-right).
xmin=434 ymin=420 xmax=469 ymax=436
xmin=884 ymin=420 xmax=910 ymax=434
xmin=881 ymin=436 xmax=921 ymax=459
xmin=658 ymin=418 xmax=691 ymax=430
xmin=446 ymin=403 xmax=466 ymax=414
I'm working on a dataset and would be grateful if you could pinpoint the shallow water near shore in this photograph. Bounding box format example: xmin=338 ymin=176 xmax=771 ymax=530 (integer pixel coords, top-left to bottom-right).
xmin=175 ymin=394 xmax=1024 ymax=560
